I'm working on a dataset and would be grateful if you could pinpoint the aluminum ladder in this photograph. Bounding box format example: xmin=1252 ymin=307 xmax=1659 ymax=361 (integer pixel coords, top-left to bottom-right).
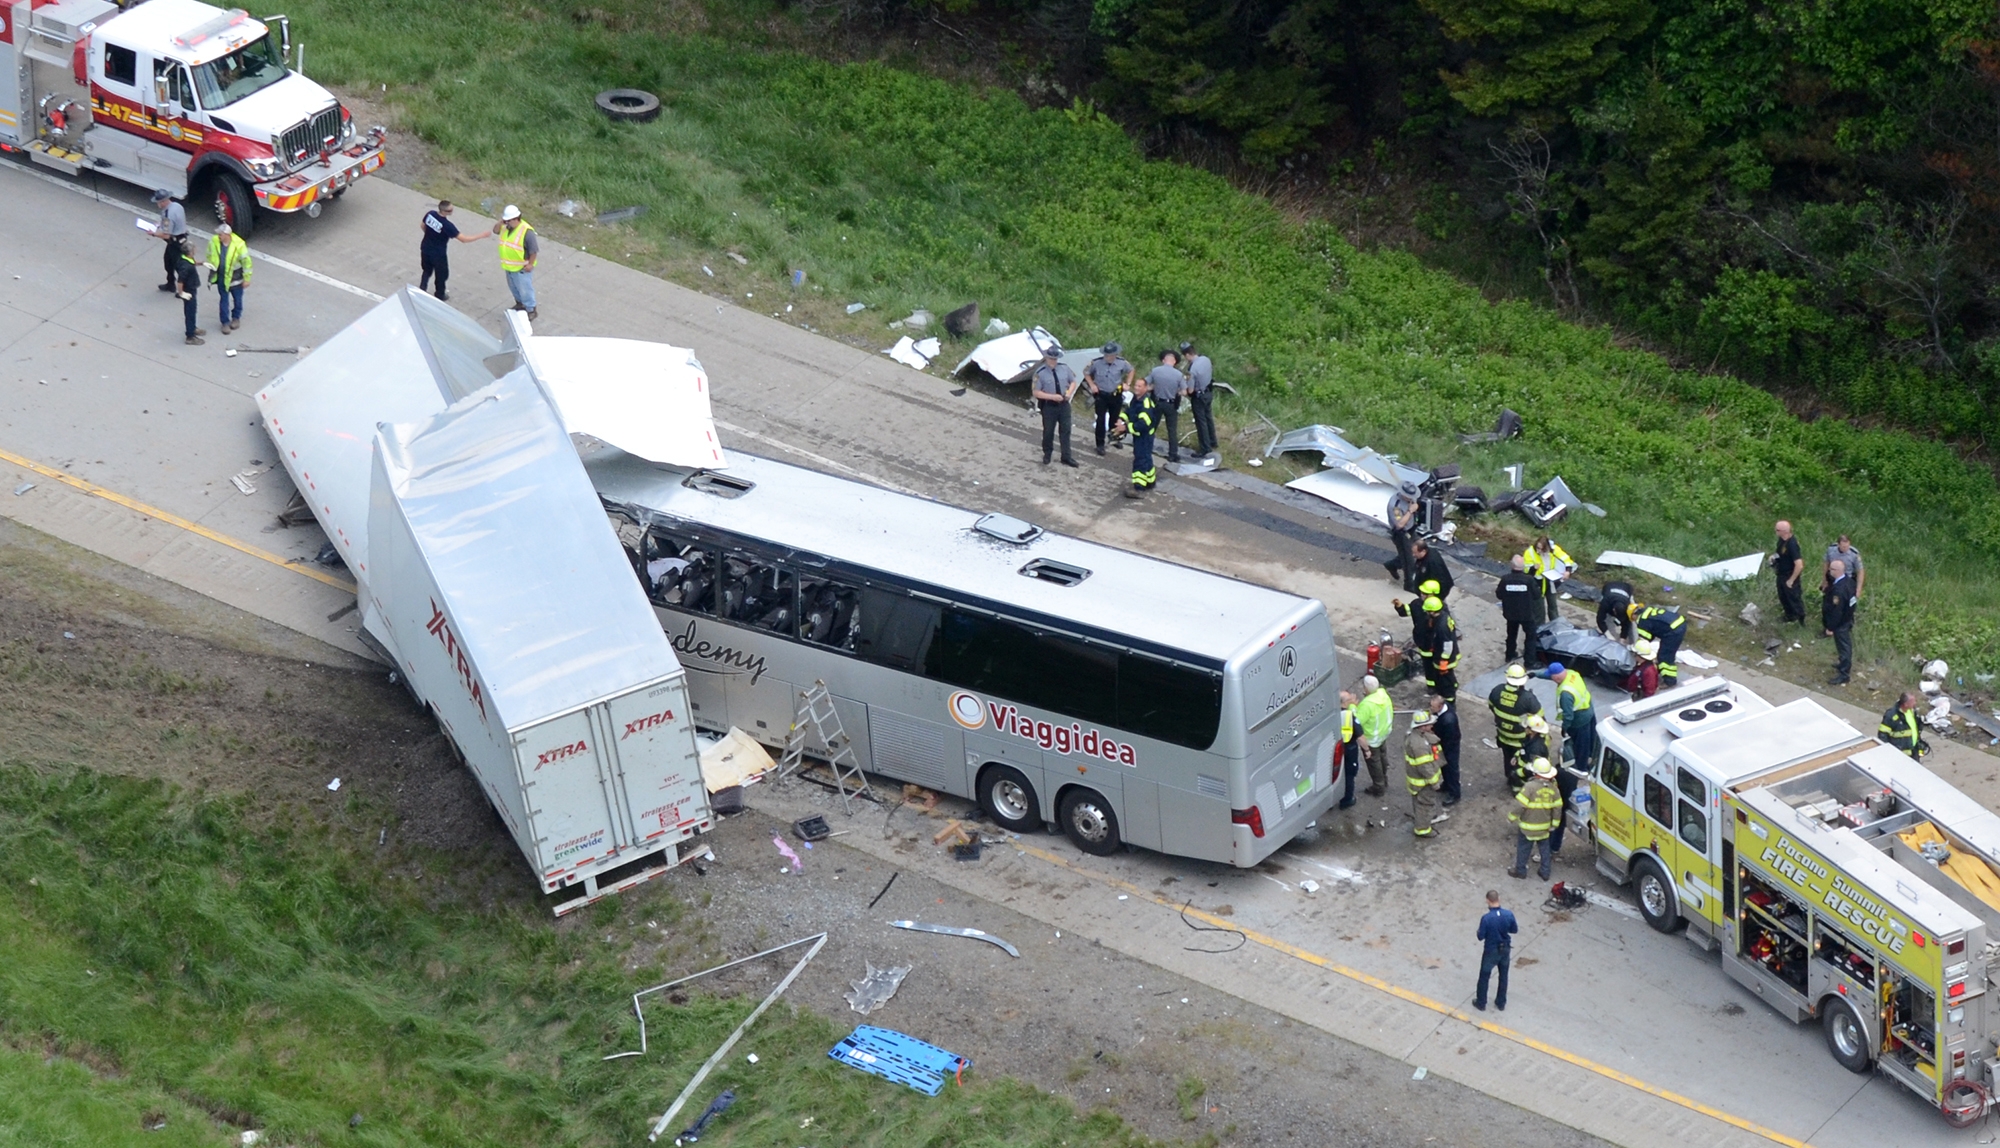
xmin=776 ymin=679 xmax=873 ymax=813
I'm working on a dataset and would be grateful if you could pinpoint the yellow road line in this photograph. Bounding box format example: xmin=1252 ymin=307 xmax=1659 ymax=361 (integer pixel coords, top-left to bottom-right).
xmin=1012 ymin=841 xmax=1808 ymax=1148
xmin=0 ymin=446 xmax=357 ymax=595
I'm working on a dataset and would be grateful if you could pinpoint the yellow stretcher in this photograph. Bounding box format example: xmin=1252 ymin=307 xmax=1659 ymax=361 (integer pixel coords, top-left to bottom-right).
xmin=1900 ymin=822 xmax=2000 ymax=915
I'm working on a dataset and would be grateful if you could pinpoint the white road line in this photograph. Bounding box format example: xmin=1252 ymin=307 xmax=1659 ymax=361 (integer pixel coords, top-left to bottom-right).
xmin=3 ymin=160 xmax=383 ymax=303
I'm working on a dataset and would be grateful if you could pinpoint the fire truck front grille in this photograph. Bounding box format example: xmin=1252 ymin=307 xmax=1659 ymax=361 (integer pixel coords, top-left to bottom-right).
xmin=279 ymin=106 xmax=344 ymax=169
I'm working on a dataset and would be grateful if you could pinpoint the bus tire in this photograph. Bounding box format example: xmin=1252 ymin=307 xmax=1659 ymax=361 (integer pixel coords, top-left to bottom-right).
xmin=203 ymin=170 xmax=255 ymax=238
xmin=1058 ymin=787 xmax=1121 ymax=857
xmin=1821 ymin=997 xmax=1872 ymax=1074
xmin=977 ymin=765 xmax=1041 ymax=833
xmin=1632 ymin=855 xmax=1681 ymax=933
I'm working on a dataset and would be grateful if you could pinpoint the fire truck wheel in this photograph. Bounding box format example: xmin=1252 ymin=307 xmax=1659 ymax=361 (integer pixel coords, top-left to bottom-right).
xmin=1058 ymin=787 xmax=1122 ymax=857
xmin=1821 ymin=997 xmax=1873 ymax=1073
xmin=595 ymin=88 xmax=662 ymax=124
xmin=977 ymin=764 xmax=1041 ymax=833
xmin=1631 ymin=856 xmax=1682 ymax=933
xmin=204 ymin=171 xmax=255 ymax=238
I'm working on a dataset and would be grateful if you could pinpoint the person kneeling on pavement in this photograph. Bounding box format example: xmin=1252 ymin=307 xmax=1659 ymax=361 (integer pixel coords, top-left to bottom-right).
xmin=1509 ymin=758 xmax=1562 ymax=881
xmin=1405 ymin=710 xmax=1444 ymax=837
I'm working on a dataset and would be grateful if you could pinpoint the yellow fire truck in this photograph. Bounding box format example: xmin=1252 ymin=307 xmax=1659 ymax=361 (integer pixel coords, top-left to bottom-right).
xmin=1581 ymin=677 xmax=2000 ymax=1121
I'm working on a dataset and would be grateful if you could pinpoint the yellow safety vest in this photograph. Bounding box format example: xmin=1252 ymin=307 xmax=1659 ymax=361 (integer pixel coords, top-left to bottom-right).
xmin=1340 ymin=705 xmax=1354 ymax=742
xmin=206 ymin=233 xmax=252 ymax=286
xmin=497 ymin=220 xmax=535 ymax=272
xmin=1511 ymin=778 xmax=1561 ymax=840
xmin=1557 ymin=669 xmax=1592 ymax=719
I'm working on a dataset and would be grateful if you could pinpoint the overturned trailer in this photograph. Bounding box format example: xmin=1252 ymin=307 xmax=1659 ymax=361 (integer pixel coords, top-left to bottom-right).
xmin=255 ymin=288 xmax=716 ymax=913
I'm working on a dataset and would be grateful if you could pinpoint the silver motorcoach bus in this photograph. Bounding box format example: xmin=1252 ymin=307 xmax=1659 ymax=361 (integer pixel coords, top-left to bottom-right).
xmin=588 ymin=449 xmax=1344 ymax=866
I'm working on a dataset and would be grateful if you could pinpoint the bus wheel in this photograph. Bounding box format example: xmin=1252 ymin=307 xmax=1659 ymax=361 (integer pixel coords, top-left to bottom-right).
xmin=1632 ymin=856 xmax=1681 ymax=933
xmin=977 ymin=765 xmax=1041 ymax=833
xmin=1058 ymin=788 xmax=1121 ymax=857
xmin=1822 ymin=998 xmax=1873 ymax=1074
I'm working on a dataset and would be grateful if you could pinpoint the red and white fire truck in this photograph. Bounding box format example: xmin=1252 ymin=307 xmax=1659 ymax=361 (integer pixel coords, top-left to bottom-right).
xmin=0 ymin=0 xmax=384 ymax=236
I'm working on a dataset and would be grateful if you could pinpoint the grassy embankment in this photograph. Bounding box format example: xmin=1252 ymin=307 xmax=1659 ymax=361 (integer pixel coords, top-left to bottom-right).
xmin=291 ymin=0 xmax=2000 ymax=681
xmin=0 ymin=553 xmax=1159 ymax=1147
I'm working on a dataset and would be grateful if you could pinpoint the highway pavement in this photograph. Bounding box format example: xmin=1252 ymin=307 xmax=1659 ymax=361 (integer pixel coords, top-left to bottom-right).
xmin=2 ymin=156 xmax=1986 ymax=1146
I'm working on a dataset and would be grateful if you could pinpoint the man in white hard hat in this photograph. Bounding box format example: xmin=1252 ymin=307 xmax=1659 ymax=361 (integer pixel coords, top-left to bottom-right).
xmin=495 ymin=204 xmax=539 ymax=320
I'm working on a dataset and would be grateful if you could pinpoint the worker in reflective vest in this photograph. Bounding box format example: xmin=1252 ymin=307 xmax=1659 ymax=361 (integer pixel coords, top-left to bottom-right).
xmin=495 ymin=204 xmax=539 ymax=320
xmin=1487 ymin=664 xmax=1541 ymax=793
xmin=1115 ymin=375 xmax=1160 ymax=498
xmin=1353 ymin=674 xmax=1394 ymax=796
xmin=1545 ymin=662 xmax=1596 ymax=770
xmin=1630 ymin=602 xmax=1687 ymax=686
xmin=1878 ymin=692 xmax=1925 ymax=759
xmin=205 ymin=223 xmax=252 ymax=334
xmin=1522 ymin=536 xmax=1574 ymax=617
xmin=1509 ymin=758 xmax=1562 ymax=881
xmin=1336 ymin=690 xmax=1362 ymax=809
xmin=1405 ymin=711 xmax=1443 ymax=838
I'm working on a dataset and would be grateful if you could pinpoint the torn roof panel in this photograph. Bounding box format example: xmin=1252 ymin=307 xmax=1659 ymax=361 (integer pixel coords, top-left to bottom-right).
xmin=1285 ymin=468 xmax=1399 ymax=525
xmin=518 ymin=334 xmax=729 ymax=471
xmin=952 ymin=326 xmax=1062 ymax=383
xmin=1595 ymin=549 xmax=1766 ymax=585
xmin=1266 ymin=425 xmax=1427 ymax=489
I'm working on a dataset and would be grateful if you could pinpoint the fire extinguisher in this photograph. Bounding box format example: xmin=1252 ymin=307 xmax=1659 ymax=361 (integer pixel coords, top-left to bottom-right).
xmin=1365 ymin=643 xmax=1382 ymax=674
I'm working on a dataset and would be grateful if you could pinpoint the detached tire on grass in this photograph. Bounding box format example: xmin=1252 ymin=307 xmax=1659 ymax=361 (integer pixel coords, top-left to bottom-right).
xmin=595 ymin=89 xmax=661 ymax=123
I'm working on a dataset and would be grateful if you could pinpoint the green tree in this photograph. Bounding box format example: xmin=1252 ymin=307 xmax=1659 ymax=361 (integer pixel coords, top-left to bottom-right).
xmin=1420 ymin=0 xmax=1654 ymax=115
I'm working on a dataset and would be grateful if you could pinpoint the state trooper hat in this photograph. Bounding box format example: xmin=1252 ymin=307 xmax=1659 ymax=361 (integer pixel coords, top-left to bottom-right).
xmin=1178 ymin=340 xmax=1195 ymax=354
xmin=1042 ymin=344 xmax=1061 ymax=359
xmin=151 ymin=188 xmax=172 ymax=202
xmin=1102 ymin=342 xmax=1121 ymax=355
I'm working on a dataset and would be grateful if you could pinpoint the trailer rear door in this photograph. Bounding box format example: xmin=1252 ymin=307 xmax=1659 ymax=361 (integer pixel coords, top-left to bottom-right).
xmin=515 ymin=707 xmax=617 ymax=884
xmin=604 ymin=679 xmax=708 ymax=850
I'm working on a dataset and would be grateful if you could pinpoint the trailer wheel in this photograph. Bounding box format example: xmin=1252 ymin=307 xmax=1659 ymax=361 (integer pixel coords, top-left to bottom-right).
xmin=1632 ymin=856 xmax=1682 ymax=933
xmin=1822 ymin=997 xmax=1873 ymax=1074
xmin=977 ymin=765 xmax=1041 ymax=833
xmin=205 ymin=170 xmax=255 ymax=238
xmin=1058 ymin=787 xmax=1121 ymax=857
xmin=594 ymin=88 xmax=661 ymax=123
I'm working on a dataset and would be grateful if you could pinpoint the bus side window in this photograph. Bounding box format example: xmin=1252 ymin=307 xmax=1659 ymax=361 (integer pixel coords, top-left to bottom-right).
xmin=1597 ymin=749 xmax=1632 ymax=799
xmin=1642 ymin=774 xmax=1673 ymax=830
xmin=851 ymin=586 xmax=939 ymax=672
xmin=800 ymin=575 xmax=859 ymax=650
xmin=722 ymin=554 xmax=795 ymax=635
xmin=1117 ymin=651 xmax=1223 ymax=752
xmin=646 ymin=529 xmax=715 ymax=613
xmin=928 ymin=609 xmax=1119 ymax=729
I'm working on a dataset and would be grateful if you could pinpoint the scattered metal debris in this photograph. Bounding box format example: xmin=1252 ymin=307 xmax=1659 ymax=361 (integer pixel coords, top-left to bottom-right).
xmin=889 ymin=919 xmax=1020 ymax=957
xmin=11 ymin=482 xmax=32 ymax=496
xmin=635 ymin=934 xmax=831 ymax=1143
xmin=1458 ymin=409 xmax=1523 ymax=444
xmin=609 ymin=933 xmax=828 ymax=1062
xmin=794 ymin=815 xmax=831 ymax=842
xmin=843 ymin=961 xmax=913 ymax=1016
xmin=951 ymin=326 xmax=1068 ymax=383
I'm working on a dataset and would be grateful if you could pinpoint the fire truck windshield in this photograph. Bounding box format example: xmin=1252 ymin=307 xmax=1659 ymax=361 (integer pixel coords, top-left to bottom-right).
xmin=190 ymin=34 xmax=286 ymax=110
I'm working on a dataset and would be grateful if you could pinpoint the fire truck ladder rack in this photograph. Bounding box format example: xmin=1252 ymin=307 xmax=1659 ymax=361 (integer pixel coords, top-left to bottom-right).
xmin=776 ymin=679 xmax=873 ymax=814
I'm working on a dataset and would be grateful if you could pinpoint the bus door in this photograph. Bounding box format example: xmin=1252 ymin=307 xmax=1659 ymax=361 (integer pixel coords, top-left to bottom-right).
xmin=1669 ymin=765 xmax=1724 ymax=926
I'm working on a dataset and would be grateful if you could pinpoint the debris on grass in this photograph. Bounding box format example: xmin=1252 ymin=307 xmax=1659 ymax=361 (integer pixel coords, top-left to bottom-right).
xmin=843 ymin=962 xmax=912 ymax=1016
xmin=829 ymin=1025 xmax=970 ymax=1095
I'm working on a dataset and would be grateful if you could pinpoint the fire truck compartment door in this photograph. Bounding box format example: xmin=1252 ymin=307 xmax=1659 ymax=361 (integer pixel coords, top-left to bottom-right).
xmin=1670 ymin=764 xmax=1723 ymax=925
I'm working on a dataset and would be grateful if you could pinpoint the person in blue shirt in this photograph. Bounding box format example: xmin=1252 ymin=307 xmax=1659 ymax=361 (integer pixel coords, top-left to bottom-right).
xmin=1473 ymin=890 xmax=1519 ymax=1011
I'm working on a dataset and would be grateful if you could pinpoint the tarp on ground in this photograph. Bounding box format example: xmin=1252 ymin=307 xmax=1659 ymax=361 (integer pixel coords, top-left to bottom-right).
xmin=1595 ymin=549 xmax=1765 ymax=585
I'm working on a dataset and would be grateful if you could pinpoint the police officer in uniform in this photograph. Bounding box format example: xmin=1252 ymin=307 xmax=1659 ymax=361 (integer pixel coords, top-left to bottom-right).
xmin=1115 ymin=374 xmax=1160 ymax=499
xmin=1179 ymin=340 xmax=1218 ymax=458
xmin=1383 ymin=482 xmax=1422 ymax=591
xmin=1429 ymin=691 xmax=1462 ymax=806
xmin=1146 ymin=350 xmax=1187 ymax=464
xmin=1487 ymin=664 xmax=1541 ymax=793
xmin=152 ymin=189 xmax=189 ymax=293
xmin=1879 ymin=692 xmax=1925 ymax=760
xmin=1084 ymin=343 xmax=1133 ymax=456
xmin=1405 ymin=711 xmax=1444 ymax=838
xmin=1409 ymin=540 xmax=1453 ymax=600
xmin=1030 ymin=345 xmax=1080 ymax=467
xmin=1496 ymin=556 xmax=1544 ymax=666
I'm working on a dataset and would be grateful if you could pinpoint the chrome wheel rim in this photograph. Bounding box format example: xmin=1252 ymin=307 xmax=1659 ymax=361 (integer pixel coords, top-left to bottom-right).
xmin=1069 ymin=802 xmax=1111 ymax=843
xmin=992 ymin=779 xmax=1030 ymax=822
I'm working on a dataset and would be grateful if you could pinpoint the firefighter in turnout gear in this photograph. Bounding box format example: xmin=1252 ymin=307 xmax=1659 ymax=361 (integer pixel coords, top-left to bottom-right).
xmin=1630 ymin=602 xmax=1687 ymax=686
xmin=1487 ymin=664 xmax=1542 ymax=793
xmin=1115 ymin=375 xmax=1160 ymax=499
xmin=1518 ymin=714 xmax=1552 ymax=789
xmin=1405 ymin=710 xmax=1444 ymax=838
xmin=1421 ymin=594 xmax=1462 ymax=701
xmin=1509 ymin=757 xmax=1562 ymax=880
xmin=1879 ymin=692 xmax=1927 ymax=759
